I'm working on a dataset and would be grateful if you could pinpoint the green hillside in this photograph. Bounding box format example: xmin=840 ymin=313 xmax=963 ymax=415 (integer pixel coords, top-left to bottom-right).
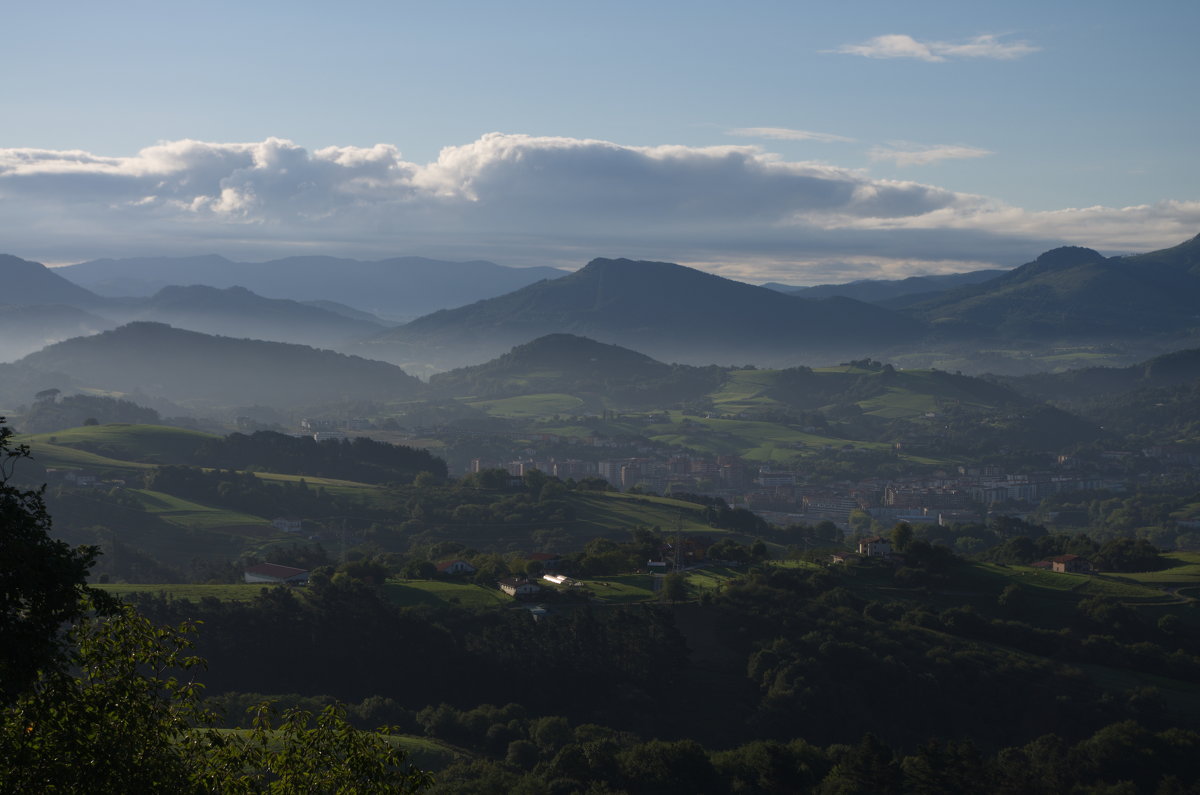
xmin=905 ymin=236 xmax=1200 ymax=340
xmin=17 ymin=321 xmax=427 ymax=408
xmin=22 ymin=424 xmax=219 ymax=464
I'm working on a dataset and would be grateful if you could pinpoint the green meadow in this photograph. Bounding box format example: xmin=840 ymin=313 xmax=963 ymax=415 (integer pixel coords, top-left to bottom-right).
xmin=382 ymin=579 xmax=512 ymax=608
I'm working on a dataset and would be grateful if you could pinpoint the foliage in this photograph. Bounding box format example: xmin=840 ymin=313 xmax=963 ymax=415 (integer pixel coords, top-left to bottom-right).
xmin=20 ymin=393 xmax=162 ymax=433
xmin=0 ymin=418 xmax=114 ymax=704
xmin=193 ymin=430 xmax=448 ymax=484
xmin=0 ymin=603 xmax=432 ymax=792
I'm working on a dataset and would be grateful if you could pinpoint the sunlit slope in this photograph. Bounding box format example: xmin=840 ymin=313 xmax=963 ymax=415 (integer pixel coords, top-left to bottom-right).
xmin=21 ymin=424 xmax=220 ymax=465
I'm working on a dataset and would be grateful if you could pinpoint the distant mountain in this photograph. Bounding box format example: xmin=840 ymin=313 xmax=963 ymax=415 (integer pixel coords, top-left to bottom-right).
xmin=360 ymin=257 xmax=925 ymax=370
xmin=0 ymin=254 xmax=103 ymax=307
xmin=764 ymin=269 xmax=1007 ymax=303
xmin=0 ymin=304 xmax=114 ymax=363
xmin=1006 ymin=346 xmax=1200 ymax=402
xmin=17 ymin=322 xmax=425 ymax=408
xmin=301 ymin=300 xmax=396 ymax=326
xmin=105 ymin=285 xmax=385 ymax=349
xmin=904 ymin=235 xmax=1200 ymax=339
xmin=56 ymin=254 xmax=567 ymax=320
xmin=429 ymin=333 xmax=727 ymax=407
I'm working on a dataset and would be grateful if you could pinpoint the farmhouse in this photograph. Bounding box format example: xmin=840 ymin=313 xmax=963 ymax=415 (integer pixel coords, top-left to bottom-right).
xmin=1048 ymin=554 xmax=1091 ymax=574
xmin=271 ymin=517 xmax=303 ymax=533
xmin=244 ymin=563 xmax=309 ymax=585
xmin=857 ymin=536 xmax=893 ymax=558
xmin=436 ymin=559 xmax=477 ymax=575
xmin=498 ymin=577 xmax=542 ymax=598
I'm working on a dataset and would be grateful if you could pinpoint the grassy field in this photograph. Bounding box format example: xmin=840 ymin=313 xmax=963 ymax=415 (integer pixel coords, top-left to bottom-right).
xmin=568 ymin=492 xmax=711 ymax=537
xmin=19 ymin=439 xmax=155 ymax=477
xmin=96 ymin=583 xmax=274 ymax=600
xmin=382 ymin=579 xmax=511 ymax=608
xmin=468 ymin=393 xmax=586 ymax=418
xmin=708 ymin=369 xmax=786 ymax=412
xmin=21 ymin=424 xmax=218 ymax=464
xmin=581 ymin=574 xmax=658 ymax=603
xmin=96 ymin=583 xmax=272 ymax=602
xmin=128 ymin=488 xmax=269 ymax=531
xmin=682 ymin=565 xmax=745 ymax=592
xmin=252 ymin=471 xmax=393 ymax=505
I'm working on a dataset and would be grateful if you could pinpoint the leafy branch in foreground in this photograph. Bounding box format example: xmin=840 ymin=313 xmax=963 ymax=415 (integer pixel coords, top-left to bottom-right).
xmin=0 ymin=416 xmax=116 ymax=704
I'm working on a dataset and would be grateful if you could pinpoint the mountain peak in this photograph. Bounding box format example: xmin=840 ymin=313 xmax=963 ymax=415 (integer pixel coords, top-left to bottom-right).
xmin=1033 ymin=246 xmax=1106 ymax=268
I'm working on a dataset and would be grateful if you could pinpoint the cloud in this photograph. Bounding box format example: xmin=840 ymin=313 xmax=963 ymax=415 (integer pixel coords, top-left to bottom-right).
xmin=728 ymin=127 xmax=856 ymax=144
xmin=831 ymin=33 xmax=1038 ymax=62
xmin=0 ymin=134 xmax=1194 ymax=284
xmin=869 ymin=143 xmax=994 ymax=167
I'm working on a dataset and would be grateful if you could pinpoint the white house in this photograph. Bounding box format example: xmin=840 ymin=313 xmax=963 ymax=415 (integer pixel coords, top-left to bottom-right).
xmin=857 ymin=536 xmax=893 ymax=558
xmin=244 ymin=563 xmax=309 ymax=585
xmin=271 ymin=517 xmax=303 ymax=533
xmin=436 ymin=559 xmax=477 ymax=575
xmin=498 ymin=577 xmax=541 ymax=598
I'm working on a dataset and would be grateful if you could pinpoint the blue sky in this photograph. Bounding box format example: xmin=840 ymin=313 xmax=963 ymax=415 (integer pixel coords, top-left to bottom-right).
xmin=2 ymin=0 xmax=1197 ymax=283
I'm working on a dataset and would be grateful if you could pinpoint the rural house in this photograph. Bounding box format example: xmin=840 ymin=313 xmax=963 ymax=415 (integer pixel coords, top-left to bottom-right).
xmin=436 ymin=559 xmax=477 ymax=575
xmin=1048 ymin=554 xmax=1091 ymax=574
xmin=498 ymin=577 xmax=542 ymax=598
xmin=857 ymin=536 xmax=893 ymax=558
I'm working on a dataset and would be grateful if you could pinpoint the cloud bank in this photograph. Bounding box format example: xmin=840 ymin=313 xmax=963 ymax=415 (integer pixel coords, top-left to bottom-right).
xmin=831 ymin=33 xmax=1039 ymax=62
xmin=0 ymin=134 xmax=1195 ymax=284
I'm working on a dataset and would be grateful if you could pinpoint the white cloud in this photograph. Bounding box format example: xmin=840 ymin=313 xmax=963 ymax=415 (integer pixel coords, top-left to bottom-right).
xmin=728 ymin=127 xmax=856 ymax=144
xmin=831 ymin=33 xmax=1038 ymax=62
xmin=0 ymin=133 xmax=1194 ymax=284
xmin=869 ymin=143 xmax=994 ymax=167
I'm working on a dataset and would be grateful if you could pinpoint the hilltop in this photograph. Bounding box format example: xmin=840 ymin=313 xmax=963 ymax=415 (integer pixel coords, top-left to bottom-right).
xmin=359 ymin=257 xmax=924 ymax=369
xmin=107 ymin=284 xmax=386 ymax=349
xmin=905 ymin=235 xmax=1200 ymax=340
xmin=16 ymin=322 xmax=426 ymax=408
xmin=0 ymin=253 xmax=102 ymax=307
xmin=429 ymin=333 xmax=726 ymax=408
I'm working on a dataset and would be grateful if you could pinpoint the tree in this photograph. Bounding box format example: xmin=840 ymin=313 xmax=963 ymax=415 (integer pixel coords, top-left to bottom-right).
xmin=0 ymin=604 xmax=433 ymax=792
xmin=0 ymin=418 xmax=114 ymax=704
xmin=662 ymin=572 xmax=690 ymax=603
xmin=0 ymin=418 xmax=431 ymax=791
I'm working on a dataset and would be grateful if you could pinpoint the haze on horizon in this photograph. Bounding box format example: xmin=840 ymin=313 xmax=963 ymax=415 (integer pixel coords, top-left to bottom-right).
xmin=2 ymin=0 xmax=1197 ymax=285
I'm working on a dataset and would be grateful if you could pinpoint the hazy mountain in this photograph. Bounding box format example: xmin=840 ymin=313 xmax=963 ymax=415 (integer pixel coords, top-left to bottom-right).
xmin=0 ymin=304 xmax=114 ymax=363
xmin=763 ymin=269 xmax=1007 ymax=303
xmin=360 ymin=257 xmax=925 ymax=370
xmin=429 ymin=333 xmax=727 ymax=406
xmin=301 ymin=300 xmax=396 ymax=326
xmin=1 ymin=254 xmax=103 ymax=307
xmin=103 ymin=285 xmax=386 ymax=349
xmin=904 ymin=235 xmax=1200 ymax=339
xmin=17 ymin=322 xmax=425 ymax=408
xmin=1006 ymin=346 xmax=1200 ymax=402
xmin=56 ymin=254 xmax=567 ymax=320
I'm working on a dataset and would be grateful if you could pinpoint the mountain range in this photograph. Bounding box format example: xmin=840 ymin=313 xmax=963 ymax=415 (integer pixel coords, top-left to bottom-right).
xmin=4 ymin=233 xmax=1200 ymax=378
xmin=763 ymin=268 xmax=1007 ymax=303
xmin=55 ymin=254 xmax=567 ymax=321
xmin=358 ymin=257 xmax=926 ymax=370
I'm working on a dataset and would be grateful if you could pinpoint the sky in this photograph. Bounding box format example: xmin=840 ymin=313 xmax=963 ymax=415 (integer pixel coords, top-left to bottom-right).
xmin=1 ymin=0 xmax=1197 ymax=284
